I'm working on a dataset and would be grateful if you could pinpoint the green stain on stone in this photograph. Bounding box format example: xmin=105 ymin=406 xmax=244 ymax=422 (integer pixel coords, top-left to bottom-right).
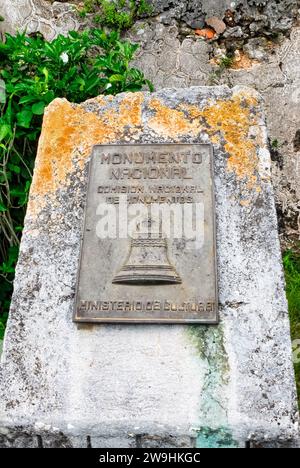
xmin=196 ymin=427 xmax=238 ymax=448
xmin=187 ymin=324 xmax=229 ymax=387
xmin=186 ymin=325 xmax=230 ymax=429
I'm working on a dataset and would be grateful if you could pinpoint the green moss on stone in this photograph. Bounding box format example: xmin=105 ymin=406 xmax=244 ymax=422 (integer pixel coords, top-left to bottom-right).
xmin=187 ymin=325 xmax=229 ymax=379
xmin=196 ymin=426 xmax=238 ymax=448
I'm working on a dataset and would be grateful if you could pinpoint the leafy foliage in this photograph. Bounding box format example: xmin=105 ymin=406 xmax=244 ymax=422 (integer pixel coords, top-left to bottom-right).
xmin=79 ymin=0 xmax=153 ymax=30
xmin=0 ymin=29 xmax=152 ymax=336
xmin=283 ymin=247 xmax=300 ymax=407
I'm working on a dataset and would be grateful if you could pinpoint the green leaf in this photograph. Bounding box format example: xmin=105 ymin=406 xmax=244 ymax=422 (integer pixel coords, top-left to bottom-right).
xmin=146 ymin=79 xmax=155 ymax=92
xmin=31 ymin=101 xmax=46 ymax=115
xmin=0 ymin=124 xmax=11 ymax=142
xmin=19 ymin=95 xmax=38 ymax=105
xmin=0 ymin=203 xmax=7 ymax=212
xmin=7 ymin=163 xmax=21 ymax=174
xmin=0 ymin=264 xmax=15 ymax=274
xmin=109 ymin=74 xmax=125 ymax=83
xmin=25 ymin=181 xmax=31 ymax=192
xmin=17 ymin=109 xmax=33 ymax=128
xmin=41 ymin=67 xmax=49 ymax=83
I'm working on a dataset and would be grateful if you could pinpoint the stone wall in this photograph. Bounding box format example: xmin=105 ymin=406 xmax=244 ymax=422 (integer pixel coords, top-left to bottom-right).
xmin=147 ymin=0 xmax=298 ymax=34
xmin=127 ymin=21 xmax=300 ymax=247
xmin=0 ymin=1 xmax=81 ymax=41
xmin=0 ymin=0 xmax=299 ymax=244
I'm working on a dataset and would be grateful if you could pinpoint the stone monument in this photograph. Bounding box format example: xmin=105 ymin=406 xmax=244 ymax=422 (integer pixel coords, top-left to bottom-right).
xmin=0 ymin=86 xmax=298 ymax=448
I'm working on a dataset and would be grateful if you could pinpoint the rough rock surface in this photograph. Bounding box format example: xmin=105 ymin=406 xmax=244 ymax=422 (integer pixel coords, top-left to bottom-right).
xmin=147 ymin=0 xmax=299 ymax=34
xmin=126 ymin=22 xmax=300 ymax=246
xmin=0 ymin=1 xmax=81 ymax=41
xmin=0 ymin=87 xmax=298 ymax=448
xmin=9 ymin=0 xmax=295 ymax=36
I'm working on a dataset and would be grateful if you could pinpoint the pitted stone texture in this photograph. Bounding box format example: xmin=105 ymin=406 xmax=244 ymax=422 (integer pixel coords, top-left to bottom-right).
xmin=221 ymin=28 xmax=300 ymax=245
xmin=0 ymin=0 xmax=81 ymax=41
xmin=138 ymin=435 xmax=194 ymax=448
xmin=128 ymin=22 xmax=212 ymax=90
xmin=0 ymin=86 xmax=298 ymax=448
xmin=127 ymin=22 xmax=300 ymax=246
xmin=147 ymin=1 xmax=298 ymax=33
xmin=1 ymin=1 xmax=299 ymax=40
xmin=90 ymin=436 xmax=136 ymax=448
xmin=0 ymin=432 xmax=39 ymax=448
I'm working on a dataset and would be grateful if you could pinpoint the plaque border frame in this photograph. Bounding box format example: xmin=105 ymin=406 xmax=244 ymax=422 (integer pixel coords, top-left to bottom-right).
xmin=73 ymin=143 xmax=219 ymax=324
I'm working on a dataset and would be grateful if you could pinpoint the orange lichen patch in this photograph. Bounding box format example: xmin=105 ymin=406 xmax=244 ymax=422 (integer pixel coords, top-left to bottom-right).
xmin=96 ymin=96 xmax=106 ymax=105
xmin=28 ymin=93 xmax=144 ymax=215
xmin=231 ymin=51 xmax=259 ymax=70
xmin=210 ymin=135 xmax=220 ymax=145
xmin=148 ymin=90 xmax=260 ymax=189
xmin=29 ymin=89 xmax=261 ymax=217
xmin=200 ymin=93 xmax=259 ymax=184
xmin=240 ymin=199 xmax=251 ymax=207
xmin=183 ymin=104 xmax=202 ymax=120
xmin=103 ymin=93 xmax=143 ymax=129
xmin=210 ymin=51 xmax=259 ymax=70
xmin=183 ymin=93 xmax=260 ymax=186
xmin=195 ymin=28 xmax=216 ymax=40
xmin=148 ymin=98 xmax=200 ymax=138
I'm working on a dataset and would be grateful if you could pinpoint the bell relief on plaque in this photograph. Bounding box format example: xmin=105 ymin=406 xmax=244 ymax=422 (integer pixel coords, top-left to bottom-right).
xmin=112 ymin=218 xmax=182 ymax=285
xmin=74 ymin=144 xmax=218 ymax=324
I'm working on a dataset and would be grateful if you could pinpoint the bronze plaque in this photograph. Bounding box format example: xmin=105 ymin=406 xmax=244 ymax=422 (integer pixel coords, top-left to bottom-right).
xmin=74 ymin=144 xmax=218 ymax=323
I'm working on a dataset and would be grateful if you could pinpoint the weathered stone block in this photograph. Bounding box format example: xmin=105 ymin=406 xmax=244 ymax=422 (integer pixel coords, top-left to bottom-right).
xmin=0 ymin=0 xmax=81 ymax=41
xmin=0 ymin=86 xmax=298 ymax=448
